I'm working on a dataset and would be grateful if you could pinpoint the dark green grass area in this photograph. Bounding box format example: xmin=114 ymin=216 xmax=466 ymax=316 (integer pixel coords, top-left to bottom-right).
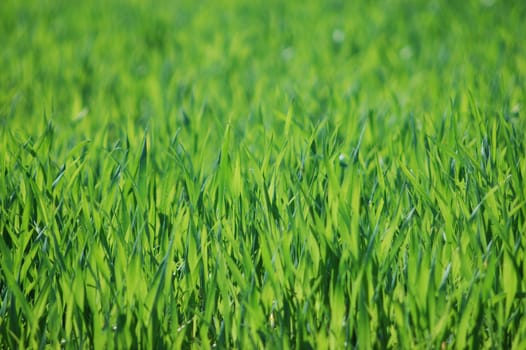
xmin=1 ymin=0 xmax=525 ymax=348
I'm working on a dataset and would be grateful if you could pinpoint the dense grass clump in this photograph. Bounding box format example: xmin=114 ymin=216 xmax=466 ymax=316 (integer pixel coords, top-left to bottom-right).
xmin=1 ymin=0 xmax=525 ymax=348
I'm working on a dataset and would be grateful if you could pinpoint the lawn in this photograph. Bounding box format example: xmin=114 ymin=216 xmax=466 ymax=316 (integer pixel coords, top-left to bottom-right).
xmin=1 ymin=0 xmax=525 ymax=348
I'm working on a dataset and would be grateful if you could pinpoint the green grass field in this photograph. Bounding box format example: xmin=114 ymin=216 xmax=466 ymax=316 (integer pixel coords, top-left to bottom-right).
xmin=1 ymin=0 xmax=525 ymax=348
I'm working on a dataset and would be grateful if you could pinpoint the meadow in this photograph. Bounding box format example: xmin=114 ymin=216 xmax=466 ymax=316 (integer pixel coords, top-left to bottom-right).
xmin=1 ymin=0 xmax=525 ymax=348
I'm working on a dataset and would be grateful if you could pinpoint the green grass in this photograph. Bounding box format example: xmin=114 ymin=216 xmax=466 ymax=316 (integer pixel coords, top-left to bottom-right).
xmin=1 ymin=0 xmax=525 ymax=348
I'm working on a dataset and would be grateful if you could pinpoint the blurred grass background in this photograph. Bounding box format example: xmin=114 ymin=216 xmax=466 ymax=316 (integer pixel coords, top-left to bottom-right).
xmin=2 ymin=0 xmax=524 ymax=143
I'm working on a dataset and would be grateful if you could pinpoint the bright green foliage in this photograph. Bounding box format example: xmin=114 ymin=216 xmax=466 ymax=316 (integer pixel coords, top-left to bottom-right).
xmin=1 ymin=0 xmax=525 ymax=348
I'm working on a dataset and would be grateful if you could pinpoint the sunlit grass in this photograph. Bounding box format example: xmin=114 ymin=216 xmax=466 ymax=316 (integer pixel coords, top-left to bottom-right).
xmin=1 ymin=0 xmax=525 ymax=348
